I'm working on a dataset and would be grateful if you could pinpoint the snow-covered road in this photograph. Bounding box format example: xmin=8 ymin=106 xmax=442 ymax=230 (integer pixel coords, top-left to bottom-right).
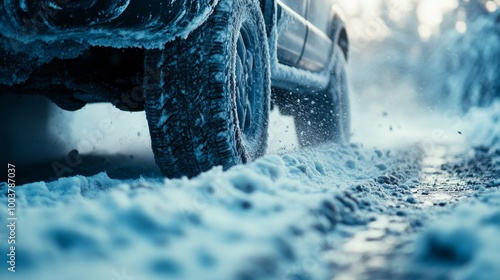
xmin=1 ymin=100 xmax=498 ymax=280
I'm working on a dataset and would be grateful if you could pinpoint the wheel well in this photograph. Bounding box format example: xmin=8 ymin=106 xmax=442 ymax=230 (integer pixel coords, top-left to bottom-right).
xmin=338 ymin=27 xmax=349 ymax=61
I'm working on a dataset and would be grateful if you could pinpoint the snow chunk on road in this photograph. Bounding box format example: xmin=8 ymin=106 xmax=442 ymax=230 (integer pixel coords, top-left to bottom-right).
xmin=413 ymin=190 xmax=500 ymax=279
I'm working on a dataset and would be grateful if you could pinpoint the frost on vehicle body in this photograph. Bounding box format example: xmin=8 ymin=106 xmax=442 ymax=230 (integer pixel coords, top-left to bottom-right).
xmin=0 ymin=0 xmax=218 ymax=48
xmin=0 ymin=0 xmax=219 ymax=85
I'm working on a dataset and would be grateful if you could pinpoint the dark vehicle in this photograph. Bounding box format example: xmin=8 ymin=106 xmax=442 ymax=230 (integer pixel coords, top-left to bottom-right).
xmin=0 ymin=0 xmax=350 ymax=178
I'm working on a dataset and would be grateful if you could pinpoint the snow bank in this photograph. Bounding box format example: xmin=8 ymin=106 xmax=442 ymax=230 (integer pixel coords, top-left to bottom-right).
xmin=412 ymin=189 xmax=500 ymax=280
xmin=0 ymin=144 xmax=423 ymax=280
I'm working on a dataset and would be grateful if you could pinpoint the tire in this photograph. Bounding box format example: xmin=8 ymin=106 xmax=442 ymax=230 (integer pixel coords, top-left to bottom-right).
xmin=293 ymin=49 xmax=350 ymax=147
xmin=143 ymin=0 xmax=271 ymax=178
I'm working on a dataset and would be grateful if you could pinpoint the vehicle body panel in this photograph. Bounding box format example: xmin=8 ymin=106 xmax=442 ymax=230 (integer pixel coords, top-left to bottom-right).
xmin=297 ymin=20 xmax=333 ymax=71
xmin=298 ymin=0 xmax=335 ymax=71
xmin=276 ymin=0 xmax=308 ymax=66
xmin=275 ymin=0 xmax=341 ymax=73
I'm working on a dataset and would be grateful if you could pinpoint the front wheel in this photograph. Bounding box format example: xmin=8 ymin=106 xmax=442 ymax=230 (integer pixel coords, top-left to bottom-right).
xmin=144 ymin=0 xmax=271 ymax=178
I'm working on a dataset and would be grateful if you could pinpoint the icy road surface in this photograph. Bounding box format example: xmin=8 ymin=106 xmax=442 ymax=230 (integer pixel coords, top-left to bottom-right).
xmin=1 ymin=99 xmax=498 ymax=280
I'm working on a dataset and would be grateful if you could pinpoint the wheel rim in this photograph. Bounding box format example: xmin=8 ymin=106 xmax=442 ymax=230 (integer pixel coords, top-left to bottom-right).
xmin=235 ymin=23 xmax=258 ymax=144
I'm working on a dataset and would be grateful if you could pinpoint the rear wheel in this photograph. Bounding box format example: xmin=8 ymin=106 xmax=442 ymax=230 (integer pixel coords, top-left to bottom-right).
xmin=143 ymin=0 xmax=270 ymax=178
xmin=292 ymin=50 xmax=350 ymax=146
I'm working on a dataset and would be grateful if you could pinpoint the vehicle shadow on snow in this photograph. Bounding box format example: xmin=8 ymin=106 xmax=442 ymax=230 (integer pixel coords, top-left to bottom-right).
xmin=10 ymin=152 xmax=161 ymax=185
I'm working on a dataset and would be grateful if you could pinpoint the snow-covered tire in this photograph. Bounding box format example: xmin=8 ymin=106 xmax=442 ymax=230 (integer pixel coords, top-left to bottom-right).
xmin=294 ymin=50 xmax=350 ymax=146
xmin=143 ymin=0 xmax=270 ymax=178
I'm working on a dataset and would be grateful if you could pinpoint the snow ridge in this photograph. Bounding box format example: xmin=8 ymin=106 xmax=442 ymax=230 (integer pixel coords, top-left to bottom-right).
xmin=0 ymin=144 xmax=424 ymax=280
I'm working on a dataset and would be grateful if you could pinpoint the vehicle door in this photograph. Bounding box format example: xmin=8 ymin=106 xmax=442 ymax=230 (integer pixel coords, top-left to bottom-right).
xmin=298 ymin=0 xmax=335 ymax=71
xmin=276 ymin=0 xmax=309 ymax=67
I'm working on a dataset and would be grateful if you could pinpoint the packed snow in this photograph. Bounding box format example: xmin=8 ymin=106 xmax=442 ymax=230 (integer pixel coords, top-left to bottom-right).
xmin=413 ymin=190 xmax=500 ymax=280
xmin=1 ymin=97 xmax=498 ymax=279
xmin=1 ymin=142 xmax=426 ymax=280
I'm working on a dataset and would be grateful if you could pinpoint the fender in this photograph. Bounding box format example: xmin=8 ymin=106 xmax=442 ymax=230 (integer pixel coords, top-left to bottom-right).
xmin=329 ymin=4 xmax=349 ymax=61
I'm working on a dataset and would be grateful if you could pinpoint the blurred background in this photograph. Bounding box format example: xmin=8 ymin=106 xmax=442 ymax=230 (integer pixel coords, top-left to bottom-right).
xmin=339 ymin=0 xmax=499 ymax=108
xmin=338 ymin=0 xmax=500 ymax=148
